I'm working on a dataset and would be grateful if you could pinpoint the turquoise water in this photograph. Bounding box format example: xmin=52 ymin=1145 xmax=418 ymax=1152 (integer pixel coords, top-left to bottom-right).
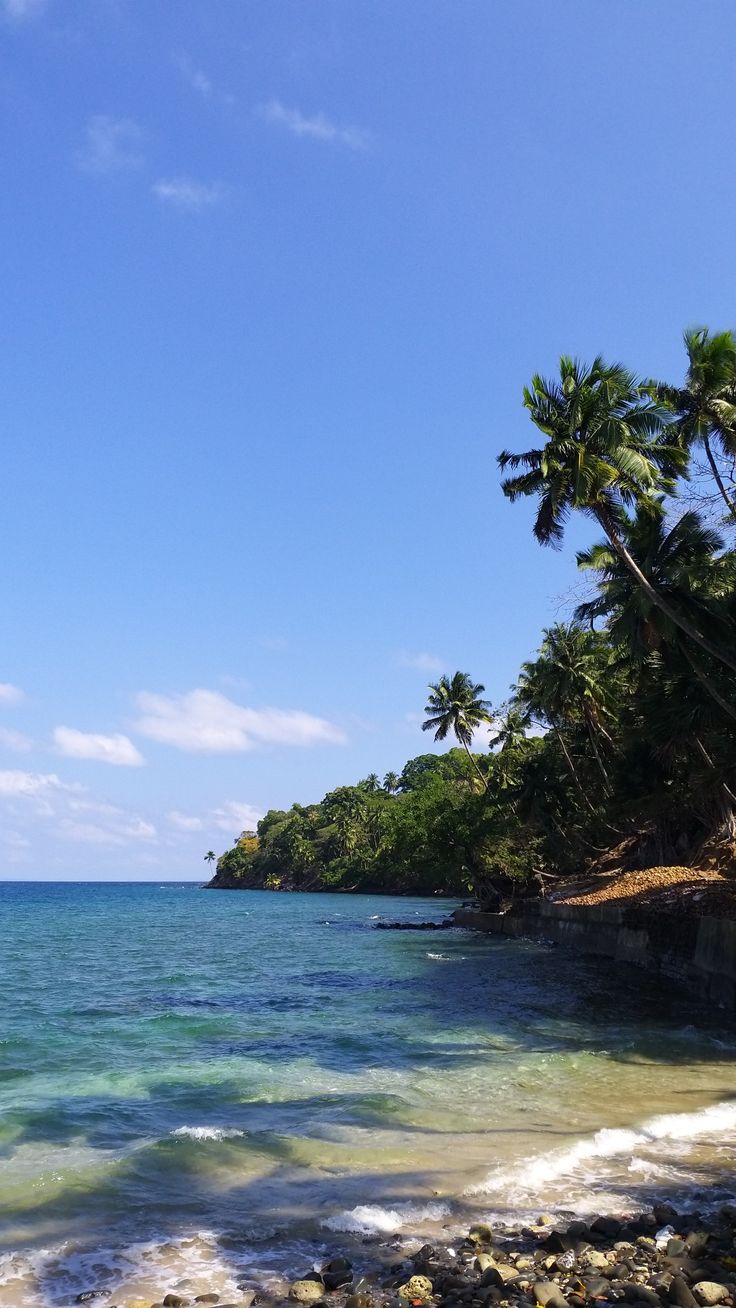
xmin=1 ymin=882 xmax=735 ymax=1306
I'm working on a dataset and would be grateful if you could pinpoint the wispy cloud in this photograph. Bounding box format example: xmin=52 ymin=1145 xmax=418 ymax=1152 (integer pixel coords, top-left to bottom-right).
xmin=152 ymin=177 xmax=227 ymax=211
xmin=258 ymin=99 xmax=372 ymax=151
xmin=76 ymin=115 xmax=145 ymax=175
xmin=0 ymin=682 xmax=25 ymax=704
xmin=167 ymin=810 xmax=203 ymax=833
xmin=133 ymin=688 xmax=346 ymax=753
xmin=0 ymin=770 xmax=80 ymax=799
xmin=53 ymin=726 xmax=145 ymax=767
xmin=175 ymin=53 xmax=212 ymax=98
xmin=397 ymin=651 xmax=444 ymax=674
xmin=0 ymin=727 xmax=33 ymax=752
xmin=168 ymin=801 xmax=263 ymax=837
xmin=0 ymin=769 xmax=83 ymax=816
xmin=211 ymin=801 xmax=263 ymax=834
xmin=0 ymin=771 xmax=156 ymax=850
xmin=2 ymin=0 xmax=46 ymax=20
xmin=58 ymin=798 xmax=157 ymax=846
xmin=58 ymin=810 xmax=157 ymax=846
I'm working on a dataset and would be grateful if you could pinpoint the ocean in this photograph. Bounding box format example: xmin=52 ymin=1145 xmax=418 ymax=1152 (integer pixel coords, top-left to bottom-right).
xmin=1 ymin=881 xmax=735 ymax=1306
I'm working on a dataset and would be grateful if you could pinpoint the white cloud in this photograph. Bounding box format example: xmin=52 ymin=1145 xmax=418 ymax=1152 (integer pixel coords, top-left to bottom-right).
xmin=60 ymin=798 xmax=157 ymax=846
xmin=211 ymin=801 xmax=263 ymax=834
xmin=258 ymin=99 xmax=371 ymax=151
xmin=0 ymin=682 xmax=24 ymax=704
xmin=152 ymin=177 xmax=227 ymax=211
xmin=168 ymin=809 xmax=203 ymax=832
xmin=0 ymin=770 xmax=80 ymax=798
xmin=0 ymin=727 xmax=33 ymax=752
xmin=53 ymin=726 xmax=145 ymax=767
xmin=397 ymin=651 xmax=444 ymax=674
xmin=0 ymin=769 xmax=82 ymax=817
xmin=57 ymin=816 xmax=157 ymax=846
xmin=76 ymin=115 xmax=145 ymax=174
xmin=133 ymin=688 xmax=346 ymax=753
xmin=2 ymin=0 xmax=45 ymax=19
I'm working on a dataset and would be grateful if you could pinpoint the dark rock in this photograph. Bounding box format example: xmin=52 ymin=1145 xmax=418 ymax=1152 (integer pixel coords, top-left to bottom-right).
xmin=623 ymin=1287 xmax=661 ymax=1307
xmin=568 ymin=1224 xmax=593 ymax=1242
xmin=685 ymin=1236 xmax=711 ymax=1259
xmin=655 ymin=1209 xmax=680 ymax=1228
xmin=194 ymin=1298 xmax=220 ymax=1305
xmin=670 ymin=1278 xmax=699 ymax=1308
xmin=541 ymin=1233 xmax=573 ymax=1255
xmin=163 ymin=1298 xmax=190 ymax=1308
xmin=479 ymin=1270 xmax=504 ymax=1292
xmin=469 ymin=1225 xmax=494 ymax=1247
xmin=76 ymin=1295 xmax=106 ymax=1304
xmin=591 ymin=1218 xmax=623 ymax=1241
xmin=668 ymin=1243 xmax=688 ymax=1260
xmin=580 ymin=1278 xmax=610 ymax=1298
xmin=375 ymin=921 xmax=453 ymax=931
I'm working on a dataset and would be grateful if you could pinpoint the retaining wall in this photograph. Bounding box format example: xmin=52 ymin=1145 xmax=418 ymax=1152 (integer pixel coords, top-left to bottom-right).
xmin=452 ymin=901 xmax=736 ymax=1011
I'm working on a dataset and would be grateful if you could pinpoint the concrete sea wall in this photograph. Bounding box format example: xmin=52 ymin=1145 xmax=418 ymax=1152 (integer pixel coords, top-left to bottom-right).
xmin=453 ymin=900 xmax=736 ymax=1012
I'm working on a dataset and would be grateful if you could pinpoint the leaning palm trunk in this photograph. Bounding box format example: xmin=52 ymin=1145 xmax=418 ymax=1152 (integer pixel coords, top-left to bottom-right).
xmin=703 ymin=432 xmax=736 ymax=524
xmin=460 ymin=737 xmax=489 ymax=792
xmin=598 ymin=508 xmax=736 ymax=677
xmin=584 ymin=709 xmax=613 ymax=794
xmin=553 ymin=728 xmax=597 ymax=814
xmin=694 ymin=736 xmax=736 ymax=841
xmin=681 ymin=645 xmax=736 ymax=725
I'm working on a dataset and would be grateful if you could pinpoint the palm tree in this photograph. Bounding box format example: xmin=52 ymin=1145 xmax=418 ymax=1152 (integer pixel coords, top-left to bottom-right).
xmin=513 ymin=623 xmax=617 ymax=793
xmin=576 ymin=502 xmax=736 ymax=722
xmin=422 ymin=672 xmax=492 ymax=791
xmin=490 ymin=707 xmax=531 ymax=752
xmin=204 ymin=850 xmax=216 ymax=867
xmin=649 ymin=328 xmax=736 ymax=522
xmin=499 ymin=355 xmax=736 ymax=674
xmin=383 ymin=771 xmax=400 ymax=793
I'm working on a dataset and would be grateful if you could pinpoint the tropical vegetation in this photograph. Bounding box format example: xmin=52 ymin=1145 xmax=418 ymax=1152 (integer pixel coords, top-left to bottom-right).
xmin=210 ymin=328 xmax=736 ymax=900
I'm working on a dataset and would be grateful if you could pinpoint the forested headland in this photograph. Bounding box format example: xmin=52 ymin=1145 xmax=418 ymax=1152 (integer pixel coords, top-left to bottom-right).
xmin=208 ymin=329 xmax=736 ymax=900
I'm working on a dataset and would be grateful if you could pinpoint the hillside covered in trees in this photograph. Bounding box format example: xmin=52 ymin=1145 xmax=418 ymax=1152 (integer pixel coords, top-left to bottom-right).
xmin=208 ymin=328 xmax=736 ymax=900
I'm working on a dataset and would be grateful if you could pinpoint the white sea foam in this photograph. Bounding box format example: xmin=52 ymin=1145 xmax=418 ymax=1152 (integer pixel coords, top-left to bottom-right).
xmin=467 ymin=1100 xmax=736 ymax=1197
xmin=426 ymin=952 xmax=449 ymax=960
xmin=170 ymin=1126 xmax=246 ymax=1141
xmin=324 ymin=1201 xmax=450 ymax=1235
xmin=0 ymin=1228 xmax=285 ymax=1308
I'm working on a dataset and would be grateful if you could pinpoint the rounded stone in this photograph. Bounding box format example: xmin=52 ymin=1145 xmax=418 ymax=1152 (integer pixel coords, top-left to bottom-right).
xmin=475 ymin=1255 xmax=497 ymax=1274
xmin=290 ymin=1281 xmax=326 ymax=1304
xmin=397 ymin=1275 xmax=433 ymax=1301
xmin=692 ymin=1284 xmax=729 ymax=1307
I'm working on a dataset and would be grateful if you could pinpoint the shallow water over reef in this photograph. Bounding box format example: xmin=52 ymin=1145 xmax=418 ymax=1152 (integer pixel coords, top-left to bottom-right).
xmin=0 ymin=881 xmax=735 ymax=1306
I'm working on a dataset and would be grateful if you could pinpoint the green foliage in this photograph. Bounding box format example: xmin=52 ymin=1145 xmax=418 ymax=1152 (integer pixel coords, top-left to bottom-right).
xmin=209 ymin=327 xmax=736 ymax=900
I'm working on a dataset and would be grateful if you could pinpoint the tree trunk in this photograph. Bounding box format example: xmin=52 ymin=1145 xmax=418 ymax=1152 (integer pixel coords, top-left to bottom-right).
xmin=682 ymin=645 xmax=736 ymax=724
xmin=597 ymin=508 xmax=736 ymax=676
xmin=554 ymin=728 xmax=597 ymax=814
xmin=461 ymin=737 xmax=489 ymax=792
xmin=693 ymin=735 xmax=736 ymax=838
xmin=703 ymin=432 xmax=736 ymax=523
xmin=584 ymin=707 xmax=613 ymax=794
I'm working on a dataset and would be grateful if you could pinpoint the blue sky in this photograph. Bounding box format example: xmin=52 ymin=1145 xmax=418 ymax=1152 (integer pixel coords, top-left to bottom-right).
xmin=1 ymin=0 xmax=735 ymax=878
